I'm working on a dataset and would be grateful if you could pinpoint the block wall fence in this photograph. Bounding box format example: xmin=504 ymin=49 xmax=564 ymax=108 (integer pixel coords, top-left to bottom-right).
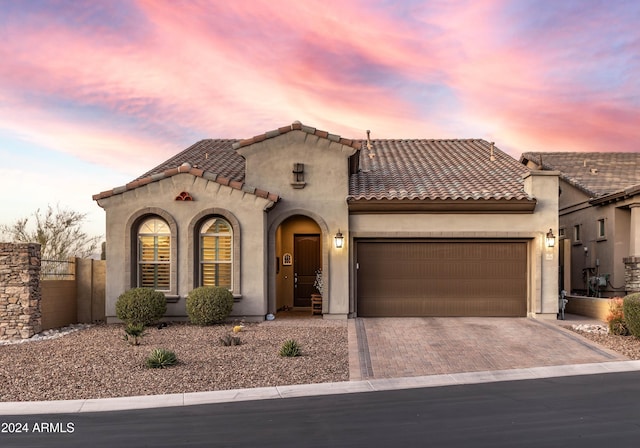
xmin=1 ymin=243 xmax=105 ymax=341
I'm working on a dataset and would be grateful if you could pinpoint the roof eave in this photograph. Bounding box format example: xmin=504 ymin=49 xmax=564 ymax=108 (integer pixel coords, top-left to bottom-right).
xmin=92 ymin=164 xmax=280 ymax=204
xmin=347 ymin=198 xmax=537 ymax=214
xmin=589 ymin=184 xmax=640 ymax=206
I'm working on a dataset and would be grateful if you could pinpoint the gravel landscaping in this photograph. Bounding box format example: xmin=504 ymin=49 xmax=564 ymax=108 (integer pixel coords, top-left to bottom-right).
xmin=3 ymin=317 xmax=640 ymax=403
xmin=569 ymin=324 xmax=640 ymax=360
xmin=0 ymin=319 xmax=348 ymax=402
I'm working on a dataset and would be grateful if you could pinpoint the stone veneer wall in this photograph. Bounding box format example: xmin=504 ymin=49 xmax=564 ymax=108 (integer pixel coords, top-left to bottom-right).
xmin=0 ymin=243 xmax=42 ymax=340
xmin=624 ymin=256 xmax=640 ymax=294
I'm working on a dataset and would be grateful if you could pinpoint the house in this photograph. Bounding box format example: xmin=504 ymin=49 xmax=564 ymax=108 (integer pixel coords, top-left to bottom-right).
xmin=520 ymin=152 xmax=640 ymax=297
xmin=93 ymin=121 xmax=559 ymax=322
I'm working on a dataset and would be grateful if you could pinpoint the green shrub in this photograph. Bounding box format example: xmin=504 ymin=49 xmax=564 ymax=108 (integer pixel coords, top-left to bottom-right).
xmin=115 ymin=288 xmax=166 ymax=326
xmin=279 ymin=339 xmax=302 ymax=357
xmin=145 ymin=348 xmax=178 ymax=369
xmin=186 ymin=286 xmax=234 ymax=326
xmin=219 ymin=334 xmax=242 ymax=346
xmin=123 ymin=322 xmax=146 ymax=346
xmin=623 ymin=293 xmax=640 ymax=338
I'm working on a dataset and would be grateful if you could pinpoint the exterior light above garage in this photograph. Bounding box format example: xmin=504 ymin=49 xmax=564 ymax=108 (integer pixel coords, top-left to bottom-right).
xmin=334 ymin=230 xmax=344 ymax=249
xmin=546 ymin=229 xmax=556 ymax=248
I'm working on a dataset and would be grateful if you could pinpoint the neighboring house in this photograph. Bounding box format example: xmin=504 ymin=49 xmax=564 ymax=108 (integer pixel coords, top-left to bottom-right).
xmin=520 ymin=152 xmax=640 ymax=297
xmin=94 ymin=121 xmax=559 ymax=322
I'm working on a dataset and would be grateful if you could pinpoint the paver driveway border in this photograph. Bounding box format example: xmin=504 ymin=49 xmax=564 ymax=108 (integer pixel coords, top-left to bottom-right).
xmin=348 ymin=316 xmax=628 ymax=381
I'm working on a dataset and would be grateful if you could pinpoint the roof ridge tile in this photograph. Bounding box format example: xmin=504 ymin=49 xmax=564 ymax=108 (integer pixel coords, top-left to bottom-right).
xmin=233 ymin=121 xmax=362 ymax=151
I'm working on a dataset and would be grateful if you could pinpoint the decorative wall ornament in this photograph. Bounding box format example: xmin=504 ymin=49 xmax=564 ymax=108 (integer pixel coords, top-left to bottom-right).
xmin=175 ymin=191 xmax=193 ymax=201
xmin=291 ymin=163 xmax=306 ymax=189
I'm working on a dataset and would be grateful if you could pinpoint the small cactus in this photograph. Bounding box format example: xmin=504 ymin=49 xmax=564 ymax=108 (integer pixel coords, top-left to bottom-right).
xmin=279 ymin=339 xmax=302 ymax=357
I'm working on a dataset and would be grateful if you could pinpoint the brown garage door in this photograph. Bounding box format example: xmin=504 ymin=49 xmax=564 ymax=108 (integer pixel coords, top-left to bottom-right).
xmin=356 ymin=241 xmax=527 ymax=317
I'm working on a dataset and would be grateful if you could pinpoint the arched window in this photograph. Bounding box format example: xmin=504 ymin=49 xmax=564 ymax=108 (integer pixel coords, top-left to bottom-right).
xmin=199 ymin=217 xmax=232 ymax=289
xmin=137 ymin=217 xmax=171 ymax=290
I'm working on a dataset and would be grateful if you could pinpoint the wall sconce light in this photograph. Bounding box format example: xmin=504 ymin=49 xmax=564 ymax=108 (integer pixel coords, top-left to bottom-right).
xmin=545 ymin=229 xmax=556 ymax=248
xmin=334 ymin=230 xmax=344 ymax=249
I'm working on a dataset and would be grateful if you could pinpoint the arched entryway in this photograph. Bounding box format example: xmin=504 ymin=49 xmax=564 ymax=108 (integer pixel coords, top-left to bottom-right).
xmin=274 ymin=215 xmax=322 ymax=312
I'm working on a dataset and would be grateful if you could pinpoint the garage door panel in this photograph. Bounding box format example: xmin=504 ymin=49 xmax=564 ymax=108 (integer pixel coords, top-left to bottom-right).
xmin=358 ymin=296 xmax=525 ymax=317
xmin=357 ymin=241 xmax=527 ymax=317
xmin=361 ymin=278 xmax=523 ymax=299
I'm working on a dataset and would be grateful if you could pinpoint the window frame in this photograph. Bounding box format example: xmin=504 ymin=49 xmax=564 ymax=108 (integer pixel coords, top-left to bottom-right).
xmin=597 ymin=218 xmax=606 ymax=240
xmin=573 ymin=224 xmax=582 ymax=245
xmin=137 ymin=218 xmax=172 ymax=291
xmin=188 ymin=209 xmax=241 ymax=296
xmin=198 ymin=217 xmax=233 ymax=289
xmin=125 ymin=209 xmax=178 ymax=298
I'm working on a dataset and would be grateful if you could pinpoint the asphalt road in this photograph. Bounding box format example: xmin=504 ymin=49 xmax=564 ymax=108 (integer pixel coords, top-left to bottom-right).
xmin=2 ymin=371 xmax=640 ymax=448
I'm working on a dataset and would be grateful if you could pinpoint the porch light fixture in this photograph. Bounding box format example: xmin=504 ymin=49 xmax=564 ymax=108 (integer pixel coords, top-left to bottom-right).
xmin=545 ymin=229 xmax=556 ymax=248
xmin=334 ymin=230 xmax=344 ymax=249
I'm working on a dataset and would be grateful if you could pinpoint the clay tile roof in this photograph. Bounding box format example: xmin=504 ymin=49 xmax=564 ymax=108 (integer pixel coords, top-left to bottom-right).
xmin=349 ymin=139 xmax=533 ymax=201
xmin=521 ymin=152 xmax=640 ymax=197
xmin=93 ymin=124 xmax=533 ymax=205
xmin=92 ymin=140 xmax=280 ymax=203
xmin=137 ymin=139 xmax=244 ymax=182
xmin=232 ymin=121 xmax=362 ymax=151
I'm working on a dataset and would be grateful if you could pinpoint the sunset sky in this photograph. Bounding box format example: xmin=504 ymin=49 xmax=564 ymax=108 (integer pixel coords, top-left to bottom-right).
xmin=1 ymin=0 xmax=638 ymax=239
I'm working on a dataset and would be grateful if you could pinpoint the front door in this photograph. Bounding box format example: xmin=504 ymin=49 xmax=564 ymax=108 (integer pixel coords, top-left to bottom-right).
xmin=294 ymin=234 xmax=321 ymax=307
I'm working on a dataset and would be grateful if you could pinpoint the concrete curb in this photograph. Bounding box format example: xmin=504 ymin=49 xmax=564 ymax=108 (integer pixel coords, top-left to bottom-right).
xmin=3 ymin=360 xmax=640 ymax=415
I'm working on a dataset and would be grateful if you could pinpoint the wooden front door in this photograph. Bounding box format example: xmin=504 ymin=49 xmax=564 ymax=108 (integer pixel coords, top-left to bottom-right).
xmin=294 ymin=234 xmax=321 ymax=307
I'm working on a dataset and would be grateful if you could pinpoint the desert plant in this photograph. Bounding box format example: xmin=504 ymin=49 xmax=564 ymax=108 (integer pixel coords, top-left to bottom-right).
xmin=186 ymin=286 xmax=234 ymax=325
xmin=145 ymin=348 xmax=178 ymax=369
xmin=219 ymin=334 xmax=242 ymax=346
xmin=123 ymin=322 xmax=146 ymax=346
xmin=279 ymin=339 xmax=302 ymax=357
xmin=623 ymin=293 xmax=640 ymax=338
xmin=115 ymin=288 xmax=167 ymax=326
xmin=606 ymin=297 xmax=629 ymax=336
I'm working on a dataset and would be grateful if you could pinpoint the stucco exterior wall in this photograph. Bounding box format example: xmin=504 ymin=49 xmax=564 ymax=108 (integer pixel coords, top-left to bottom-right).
xmin=557 ymin=178 xmax=633 ymax=296
xmin=237 ymin=130 xmax=357 ymax=319
xmin=98 ymin=173 xmax=273 ymax=322
xmin=558 ymin=180 xmax=590 ymax=211
xmin=614 ymin=207 xmax=631 ymax=287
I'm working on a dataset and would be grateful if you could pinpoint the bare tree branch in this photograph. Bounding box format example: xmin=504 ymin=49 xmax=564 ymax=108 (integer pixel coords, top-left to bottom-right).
xmin=0 ymin=204 xmax=101 ymax=260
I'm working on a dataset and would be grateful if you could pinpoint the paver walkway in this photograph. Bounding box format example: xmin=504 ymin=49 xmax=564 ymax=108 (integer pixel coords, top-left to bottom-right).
xmin=348 ymin=317 xmax=627 ymax=381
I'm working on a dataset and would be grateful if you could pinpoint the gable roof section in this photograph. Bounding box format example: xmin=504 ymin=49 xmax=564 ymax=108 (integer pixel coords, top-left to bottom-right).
xmin=92 ymin=139 xmax=279 ymax=203
xmin=93 ymin=122 xmax=362 ymax=203
xmin=349 ymin=139 xmax=535 ymax=211
xmin=231 ymin=121 xmax=362 ymax=152
xmin=521 ymin=152 xmax=640 ymax=198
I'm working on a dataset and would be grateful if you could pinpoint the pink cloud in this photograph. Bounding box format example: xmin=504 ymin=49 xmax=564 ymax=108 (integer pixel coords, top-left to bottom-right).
xmin=407 ymin=0 xmax=640 ymax=152
xmin=0 ymin=0 xmax=638 ymax=171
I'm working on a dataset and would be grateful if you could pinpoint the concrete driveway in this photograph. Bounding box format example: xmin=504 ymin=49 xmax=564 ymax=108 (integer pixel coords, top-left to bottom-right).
xmin=348 ymin=317 xmax=627 ymax=380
